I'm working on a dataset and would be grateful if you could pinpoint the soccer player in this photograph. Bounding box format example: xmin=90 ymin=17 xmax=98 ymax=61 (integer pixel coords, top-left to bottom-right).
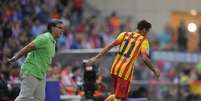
xmin=8 ymin=20 xmax=64 ymax=101
xmin=87 ymin=20 xmax=160 ymax=101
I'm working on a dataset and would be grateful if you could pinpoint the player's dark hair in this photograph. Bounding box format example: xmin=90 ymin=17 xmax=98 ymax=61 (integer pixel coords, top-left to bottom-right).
xmin=137 ymin=20 xmax=152 ymax=31
xmin=47 ymin=20 xmax=63 ymax=32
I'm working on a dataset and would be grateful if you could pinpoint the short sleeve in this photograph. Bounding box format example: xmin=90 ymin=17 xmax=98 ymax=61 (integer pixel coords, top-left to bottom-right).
xmin=112 ymin=32 xmax=126 ymax=45
xmin=140 ymin=39 xmax=150 ymax=56
xmin=33 ymin=35 xmax=47 ymax=49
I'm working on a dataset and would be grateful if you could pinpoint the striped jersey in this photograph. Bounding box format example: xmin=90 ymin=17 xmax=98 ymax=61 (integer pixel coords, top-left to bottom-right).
xmin=111 ymin=32 xmax=149 ymax=80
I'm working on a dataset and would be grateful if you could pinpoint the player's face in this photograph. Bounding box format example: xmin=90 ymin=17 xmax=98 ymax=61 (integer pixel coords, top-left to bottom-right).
xmin=53 ymin=24 xmax=64 ymax=38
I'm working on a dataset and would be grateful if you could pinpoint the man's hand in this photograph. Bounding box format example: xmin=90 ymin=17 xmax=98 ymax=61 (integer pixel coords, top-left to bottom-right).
xmin=7 ymin=57 xmax=17 ymax=63
xmin=153 ymin=68 xmax=160 ymax=79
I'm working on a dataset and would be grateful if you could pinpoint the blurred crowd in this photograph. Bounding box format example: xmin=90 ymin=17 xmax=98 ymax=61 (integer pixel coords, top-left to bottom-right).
xmin=0 ymin=0 xmax=201 ymax=101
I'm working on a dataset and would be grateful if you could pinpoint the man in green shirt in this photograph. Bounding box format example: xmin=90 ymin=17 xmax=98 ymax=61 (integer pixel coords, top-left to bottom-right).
xmin=8 ymin=20 xmax=64 ymax=101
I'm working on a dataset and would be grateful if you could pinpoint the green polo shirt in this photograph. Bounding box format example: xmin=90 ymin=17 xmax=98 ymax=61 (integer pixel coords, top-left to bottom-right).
xmin=21 ymin=32 xmax=56 ymax=80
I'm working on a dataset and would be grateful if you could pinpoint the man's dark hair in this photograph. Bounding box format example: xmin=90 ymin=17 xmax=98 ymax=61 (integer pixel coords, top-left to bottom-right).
xmin=137 ymin=20 xmax=152 ymax=31
xmin=47 ymin=20 xmax=63 ymax=32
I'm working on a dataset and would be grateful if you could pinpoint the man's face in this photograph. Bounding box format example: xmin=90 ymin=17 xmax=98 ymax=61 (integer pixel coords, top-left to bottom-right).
xmin=52 ymin=23 xmax=64 ymax=38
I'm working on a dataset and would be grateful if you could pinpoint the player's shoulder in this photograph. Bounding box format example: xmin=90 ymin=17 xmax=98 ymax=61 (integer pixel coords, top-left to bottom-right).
xmin=35 ymin=32 xmax=50 ymax=41
xmin=119 ymin=31 xmax=138 ymax=35
xmin=135 ymin=33 xmax=148 ymax=43
xmin=142 ymin=38 xmax=149 ymax=44
xmin=40 ymin=32 xmax=52 ymax=38
xmin=119 ymin=32 xmax=146 ymax=39
xmin=133 ymin=32 xmax=141 ymax=36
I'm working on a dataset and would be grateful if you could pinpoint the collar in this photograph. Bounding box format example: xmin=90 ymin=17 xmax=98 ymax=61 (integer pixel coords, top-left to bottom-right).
xmin=137 ymin=32 xmax=147 ymax=37
xmin=47 ymin=32 xmax=56 ymax=44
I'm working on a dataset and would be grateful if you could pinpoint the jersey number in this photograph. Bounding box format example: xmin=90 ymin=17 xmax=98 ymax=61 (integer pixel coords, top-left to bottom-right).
xmin=119 ymin=40 xmax=135 ymax=58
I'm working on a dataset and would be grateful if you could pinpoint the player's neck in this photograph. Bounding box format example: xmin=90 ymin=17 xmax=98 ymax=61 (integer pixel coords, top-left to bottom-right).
xmin=52 ymin=34 xmax=57 ymax=39
xmin=137 ymin=31 xmax=147 ymax=36
xmin=51 ymin=33 xmax=58 ymax=39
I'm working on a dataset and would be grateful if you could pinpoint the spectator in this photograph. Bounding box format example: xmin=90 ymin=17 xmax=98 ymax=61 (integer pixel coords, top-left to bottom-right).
xmin=177 ymin=20 xmax=187 ymax=51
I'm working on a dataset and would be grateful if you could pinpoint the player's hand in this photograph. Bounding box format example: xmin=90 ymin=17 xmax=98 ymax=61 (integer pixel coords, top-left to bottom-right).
xmin=153 ymin=68 xmax=160 ymax=79
xmin=87 ymin=57 xmax=97 ymax=66
xmin=7 ymin=57 xmax=17 ymax=63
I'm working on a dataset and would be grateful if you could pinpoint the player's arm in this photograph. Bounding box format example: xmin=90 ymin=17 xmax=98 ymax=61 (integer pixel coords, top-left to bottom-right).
xmin=87 ymin=32 xmax=126 ymax=65
xmin=141 ymin=40 xmax=160 ymax=78
xmin=142 ymin=54 xmax=160 ymax=78
xmin=87 ymin=43 xmax=115 ymax=65
xmin=8 ymin=41 xmax=35 ymax=62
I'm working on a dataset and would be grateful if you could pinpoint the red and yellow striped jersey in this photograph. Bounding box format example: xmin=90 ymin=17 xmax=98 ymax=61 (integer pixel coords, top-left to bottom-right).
xmin=111 ymin=32 xmax=149 ymax=80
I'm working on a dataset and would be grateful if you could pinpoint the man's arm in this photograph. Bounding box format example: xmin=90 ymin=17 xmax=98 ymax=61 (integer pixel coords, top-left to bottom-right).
xmin=87 ymin=43 xmax=115 ymax=65
xmin=8 ymin=41 xmax=35 ymax=62
xmin=142 ymin=54 xmax=160 ymax=78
